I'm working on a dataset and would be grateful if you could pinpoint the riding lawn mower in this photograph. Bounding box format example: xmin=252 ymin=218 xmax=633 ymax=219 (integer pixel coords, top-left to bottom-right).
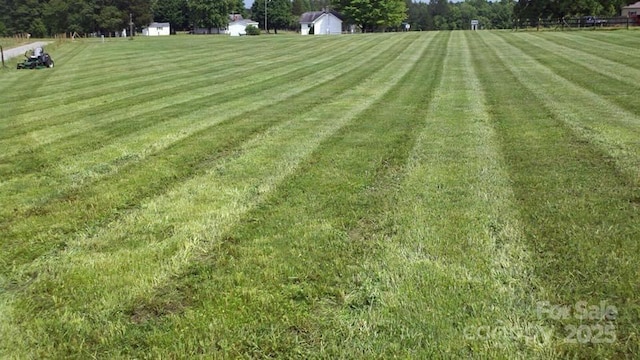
xmin=17 ymin=47 xmax=54 ymax=69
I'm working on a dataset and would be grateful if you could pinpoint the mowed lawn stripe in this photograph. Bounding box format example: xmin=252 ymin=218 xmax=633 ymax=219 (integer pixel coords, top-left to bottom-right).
xmin=0 ymin=33 xmax=436 ymax=358
xmin=57 ymin=35 xmax=285 ymax=73
xmin=506 ymin=32 xmax=640 ymax=92
xmin=0 ymin=35 xmax=280 ymax=107
xmin=491 ymin=32 xmax=640 ymax=183
xmin=0 ymin=35 xmax=324 ymax=117
xmin=0 ymin=36 xmax=356 ymax=129
xmin=0 ymin=36 xmax=375 ymax=145
xmin=0 ymin=34 xmax=416 ymax=281
xmin=100 ymin=31 xmax=449 ymax=358
xmin=497 ymin=32 xmax=640 ymax=119
xmin=476 ymin=31 xmax=640 ymax=357
xmin=0 ymin=37 xmax=378 ymax=183
xmin=358 ymin=31 xmax=550 ymax=357
xmin=0 ymin=42 xmax=85 ymax=109
xmin=52 ymin=36 xmax=353 ymax=94
xmin=538 ymin=32 xmax=640 ymax=69
xmin=0 ymin=36 xmax=378 ymax=169
xmin=0 ymin=41 xmax=94 ymax=112
xmin=571 ymin=30 xmax=640 ymax=52
xmin=0 ymin=35 xmax=393 ymax=225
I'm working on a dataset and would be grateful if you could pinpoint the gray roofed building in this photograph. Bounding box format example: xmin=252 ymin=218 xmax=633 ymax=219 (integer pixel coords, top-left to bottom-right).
xmin=300 ymin=10 xmax=343 ymax=35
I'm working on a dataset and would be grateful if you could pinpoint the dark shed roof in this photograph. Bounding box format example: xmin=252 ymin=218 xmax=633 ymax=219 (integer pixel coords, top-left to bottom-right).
xmin=299 ymin=10 xmax=342 ymax=23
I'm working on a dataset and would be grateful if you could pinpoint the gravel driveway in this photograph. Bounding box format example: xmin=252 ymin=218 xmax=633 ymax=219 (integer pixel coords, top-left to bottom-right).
xmin=1 ymin=41 xmax=51 ymax=61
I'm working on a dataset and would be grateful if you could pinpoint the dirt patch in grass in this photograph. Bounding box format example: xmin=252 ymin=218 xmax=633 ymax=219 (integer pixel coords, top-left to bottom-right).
xmin=129 ymin=285 xmax=194 ymax=324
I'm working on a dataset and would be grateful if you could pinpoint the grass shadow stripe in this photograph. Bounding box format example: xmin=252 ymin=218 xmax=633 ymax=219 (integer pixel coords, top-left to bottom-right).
xmin=0 ymin=36 xmax=395 ymax=222
xmin=570 ymin=30 xmax=640 ymax=51
xmin=0 ymin=33 xmax=437 ymax=357
xmin=0 ymin=34 xmax=418 ymax=277
xmin=105 ymin=31 xmax=445 ymax=356
xmin=487 ymin=32 xmax=640 ymax=185
xmin=366 ymin=30 xmax=551 ymax=357
xmin=0 ymin=36 xmax=337 ymax=119
xmin=539 ymin=32 xmax=640 ymax=68
xmin=507 ymin=32 xmax=640 ymax=88
xmin=0 ymin=36 xmax=378 ymax=139
xmin=476 ymin=30 xmax=640 ymax=358
xmin=0 ymin=42 xmax=92 ymax=114
xmin=0 ymin=36 xmax=383 ymax=171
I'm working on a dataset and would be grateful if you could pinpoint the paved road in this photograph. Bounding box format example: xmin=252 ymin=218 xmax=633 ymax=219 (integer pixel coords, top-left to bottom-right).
xmin=1 ymin=41 xmax=51 ymax=61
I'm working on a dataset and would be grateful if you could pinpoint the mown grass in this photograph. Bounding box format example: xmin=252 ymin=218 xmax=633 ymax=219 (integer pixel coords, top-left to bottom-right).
xmin=1 ymin=31 xmax=639 ymax=358
xmin=472 ymin=30 xmax=640 ymax=358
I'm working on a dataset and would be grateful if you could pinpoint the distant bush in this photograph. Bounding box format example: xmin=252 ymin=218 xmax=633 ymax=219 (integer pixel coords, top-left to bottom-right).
xmin=245 ymin=25 xmax=260 ymax=35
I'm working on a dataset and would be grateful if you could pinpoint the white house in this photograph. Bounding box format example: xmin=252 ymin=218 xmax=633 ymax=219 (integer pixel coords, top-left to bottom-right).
xmin=193 ymin=15 xmax=259 ymax=36
xmin=300 ymin=10 xmax=342 ymax=35
xmin=142 ymin=22 xmax=170 ymax=36
xmin=622 ymin=1 xmax=640 ymax=18
xmin=228 ymin=17 xmax=259 ymax=36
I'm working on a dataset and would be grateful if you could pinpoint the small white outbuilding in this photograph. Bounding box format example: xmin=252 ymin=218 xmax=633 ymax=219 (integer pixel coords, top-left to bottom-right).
xmin=192 ymin=15 xmax=259 ymax=36
xmin=300 ymin=10 xmax=342 ymax=35
xmin=228 ymin=17 xmax=259 ymax=36
xmin=142 ymin=22 xmax=170 ymax=36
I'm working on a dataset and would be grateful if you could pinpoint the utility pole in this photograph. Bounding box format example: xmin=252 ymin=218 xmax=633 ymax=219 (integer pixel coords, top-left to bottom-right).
xmin=264 ymin=0 xmax=268 ymax=32
xmin=129 ymin=13 xmax=134 ymax=37
xmin=1 ymin=45 xmax=5 ymax=68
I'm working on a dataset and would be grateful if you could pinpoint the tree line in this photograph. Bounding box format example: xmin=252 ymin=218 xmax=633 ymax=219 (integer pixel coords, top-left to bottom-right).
xmin=0 ymin=0 xmax=636 ymax=37
xmin=405 ymin=0 xmax=514 ymax=31
xmin=514 ymin=0 xmax=632 ymax=22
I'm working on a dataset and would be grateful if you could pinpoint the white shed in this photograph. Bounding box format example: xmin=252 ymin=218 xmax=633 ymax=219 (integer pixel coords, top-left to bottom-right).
xmin=228 ymin=19 xmax=259 ymax=36
xmin=300 ymin=10 xmax=342 ymax=35
xmin=142 ymin=22 xmax=170 ymax=36
xmin=192 ymin=15 xmax=259 ymax=36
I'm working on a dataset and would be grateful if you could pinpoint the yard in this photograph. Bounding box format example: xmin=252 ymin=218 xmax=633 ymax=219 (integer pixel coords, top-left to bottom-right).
xmin=1 ymin=30 xmax=639 ymax=358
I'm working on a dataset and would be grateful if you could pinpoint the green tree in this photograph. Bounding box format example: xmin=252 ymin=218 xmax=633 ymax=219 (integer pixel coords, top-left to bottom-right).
xmin=332 ymin=0 xmax=406 ymax=32
xmin=513 ymin=0 xmax=628 ymax=22
xmin=490 ymin=0 xmax=514 ymax=29
xmin=125 ymin=0 xmax=154 ymax=31
xmin=309 ymin=0 xmax=330 ymax=11
xmin=29 ymin=17 xmax=47 ymax=36
xmin=98 ymin=5 xmax=125 ymax=34
xmin=406 ymin=0 xmax=432 ymax=30
xmin=268 ymin=0 xmax=294 ymax=32
xmin=431 ymin=0 xmax=450 ymax=18
xmin=0 ymin=0 xmax=158 ymax=35
xmin=429 ymin=0 xmax=451 ymax=30
xmin=292 ymin=0 xmax=310 ymax=16
xmin=12 ymin=0 xmax=44 ymax=34
xmin=251 ymin=0 xmax=293 ymax=33
xmin=0 ymin=0 xmax=11 ymax=35
xmin=250 ymin=0 xmax=265 ymax=30
xmin=189 ymin=0 xmax=235 ymax=32
xmin=152 ymin=0 xmax=189 ymax=31
xmin=68 ymin=0 xmax=98 ymax=34
xmin=245 ymin=24 xmax=260 ymax=34
xmin=43 ymin=0 xmax=70 ymax=35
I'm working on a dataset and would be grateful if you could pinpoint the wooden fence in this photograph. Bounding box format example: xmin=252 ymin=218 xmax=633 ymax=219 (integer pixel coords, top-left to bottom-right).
xmin=515 ymin=16 xmax=640 ymax=31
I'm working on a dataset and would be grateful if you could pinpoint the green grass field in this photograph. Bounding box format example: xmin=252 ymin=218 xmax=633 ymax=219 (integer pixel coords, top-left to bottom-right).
xmin=1 ymin=30 xmax=639 ymax=358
